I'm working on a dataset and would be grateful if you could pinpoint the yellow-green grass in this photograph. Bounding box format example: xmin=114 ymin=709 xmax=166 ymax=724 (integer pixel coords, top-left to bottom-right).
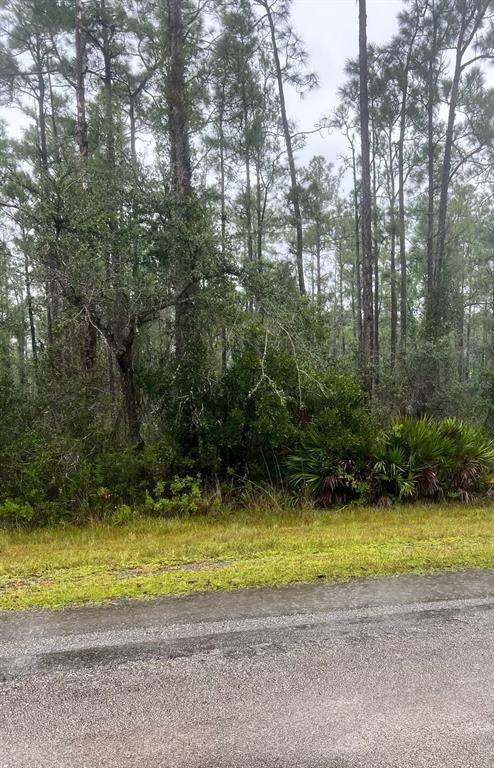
xmin=1 ymin=504 xmax=494 ymax=610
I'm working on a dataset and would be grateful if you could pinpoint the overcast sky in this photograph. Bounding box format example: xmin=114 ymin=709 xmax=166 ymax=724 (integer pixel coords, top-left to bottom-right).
xmin=288 ymin=0 xmax=403 ymax=166
xmin=1 ymin=0 xmax=405 ymax=170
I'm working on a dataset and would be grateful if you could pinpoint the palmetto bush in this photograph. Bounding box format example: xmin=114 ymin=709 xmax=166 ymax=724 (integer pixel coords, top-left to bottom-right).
xmin=374 ymin=416 xmax=494 ymax=501
xmin=286 ymin=427 xmax=370 ymax=506
xmin=373 ymin=416 xmax=449 ymax=499
xmin=288 ymin=415 xmax=494 ymax=505
xmin=436 ymin=419 xmax=494 ymax=495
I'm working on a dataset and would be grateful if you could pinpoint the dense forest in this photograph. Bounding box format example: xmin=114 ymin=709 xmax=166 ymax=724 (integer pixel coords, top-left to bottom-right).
xmin=2 ymin=0 xmax=494 ymax=522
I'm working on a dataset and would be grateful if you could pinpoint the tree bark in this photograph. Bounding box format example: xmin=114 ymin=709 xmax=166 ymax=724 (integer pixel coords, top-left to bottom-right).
xmin=218 ymin=79 xmax=228 ymax=371
xmin=101 ymin=0 xmax=115 ymax=167
xmin=315 ymin=219 xmax=322 ymax=306
xmin=263 ymin=0 xmax=305 ymax=294
xmin=116 ymin=337 xmax=143 ymax=450
xmin=240 ymin=85 xmax=254 ymax=265
xmin=425 ymin=56 xmax=435 ymax=310
xmin=371 ymin=112 xmax=379 ymax=374
xmin=167 ymin=0 xmax=192 ymax=199
xmin=388 ymin=133 xmax=397 ymax=369
xmin=255 ymin=157 xmax=263 ymax=268
xmin=75 ymin=0 xmax=89 ymax=158
xmin=166 ymin=0 xmax=199 ymax=411
xmin=351 ymin=143 xmax=362 ymax=346
xmin=358 ymin=0 xmax=374 ymax=388
xmin=75 ymin=0 xmax=98 ymax=373
xmin=397 ymin=78 xmax=408 ymax=357
xmin=24 ymin=249 xmax=37 ymax=376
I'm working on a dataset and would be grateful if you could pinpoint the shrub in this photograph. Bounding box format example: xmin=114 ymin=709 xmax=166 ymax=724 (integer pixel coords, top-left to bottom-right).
xmin=0 ymin=499 xmax=34 ymax=528
xmin=288 ymin=414 xmax=494 ymax=506
xmin=144 ymin=475 xmax=203 ymax=517
xmin=110 ymin=504 xmax=138 ymax=526
xmin=373 ymin=416 xmax=450 ymax=500
xmin=199 ymin=341 xmax=299 ymax=478
xmin=437 ymin=418 xmax=494 ymax=496
xmin=373 ymin=416 xmax=494 ymax=501
xmin=287 ymin=428 xmax=369 ymax=505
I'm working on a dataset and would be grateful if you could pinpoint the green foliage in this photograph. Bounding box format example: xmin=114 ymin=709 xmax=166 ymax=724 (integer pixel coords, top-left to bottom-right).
xmin=0 ymin=419 xmax=173 ymax=522
xmin=374 ymin=417 xmax=494 ymax=501
xmin=193 ymin=320 xmax=375 ymax=487
xmin=144 ymin=475 xmax=205 ymax=518
xmin=373 ymin=416 xmax=448 ymax=499
xmin=110 ymin=504 xmax=137 ymax=526
xmin=437 ymin=418 xmax=494 ymax=494
xmin=287 ymin=428 xmax=369 ymax=506
xmin=286 ymin=372 xmax=374 ymax=505
xmin=288 ymin=415 xmax=494 ymax=506
xmin=195 ymin=332 xmax=301 ymax=477
xmin=0 ymin=499 xmax=34 ymax=528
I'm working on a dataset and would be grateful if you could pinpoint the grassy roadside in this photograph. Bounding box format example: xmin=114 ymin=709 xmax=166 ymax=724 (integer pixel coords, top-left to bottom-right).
xmin=1 ymin=503 xmax=494 ymax=610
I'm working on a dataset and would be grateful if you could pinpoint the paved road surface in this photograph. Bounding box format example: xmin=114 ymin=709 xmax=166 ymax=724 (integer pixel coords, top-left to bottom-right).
xmin=1 ymin=570 xmax=494 ymax=767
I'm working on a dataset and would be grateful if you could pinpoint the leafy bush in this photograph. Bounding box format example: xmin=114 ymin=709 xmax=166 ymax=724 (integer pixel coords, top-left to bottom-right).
xmin=144 ymin=475 xmax=210 ymax=517
xmin=373 ymin=416 xmax=450 ymax=499
xmin=437 ymin=419 xmax=494 ymax=496
xmin=373 ymin=416 xmax=494 ymax=501
xmin=0 ymin=424 xmax=173 ymax=523
xmin=287 ymin=428 xmax=369 ymax=505
xmin=111 ymin=504 xmax=137 ymax=526
xmin=198 ymin=328 xmax=374 ymax=488
xmin=288 ymin=414 xmax=494 ymax=506
xmin=199 ymin=340 xmax=300 ymax=478
xmin=0 ymin=499 xmax=34 ymax=528
xmin=286 ymin=373 xmax=374 ymax=506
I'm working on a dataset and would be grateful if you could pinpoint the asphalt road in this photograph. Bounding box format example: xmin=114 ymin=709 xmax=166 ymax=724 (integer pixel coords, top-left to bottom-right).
xmin=1 ymin=570 xmax=494 ymax=767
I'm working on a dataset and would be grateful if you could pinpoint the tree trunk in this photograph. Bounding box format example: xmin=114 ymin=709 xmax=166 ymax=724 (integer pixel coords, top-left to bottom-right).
xmin=425 ymin=59 xmax=435 ymax=313
xmin=24 ymin=250 xmax=38 ymax=376
xmin=167 ymin=0 xmax=192 ymax=199
xmin=465 ymin=302 xmax=471 ymax=380
xmin=218 ymin=80 xmax=227 ymax=371
xmin=75 ymin=0 xmax=89 ymax=158
xmin=34 ymin=36 xmax=58 ymax=357
xmin=388 ymin=133 xmax=397 ymax=369
xmin=371 ymin=113 xmax=379 ymax=375
xmin=101 ymin=0 xmax=115 ymax=167
xmin=397 ymin=88 xmax=408 ymax=360
xmin=116 ymin=341 xmax=143 ymax=450
xmin=338 ymin=239 xmax=345 ymax=355
xmin=255 ymin=158 xmax=263 ymax=268
xmin=358 ymin=0 xmax=374 ymax=388
xmin=35 ymin=45 xmax=48 ymax=172
xmin=457 ymin=264 xmax=465 ymax=383
xmin=351 ymin=145 xmax=362 ymax=346
xmin=263 ymin=0 xmax=305 ymax=294
xmin=47 ymin=64 xmax=60 ymax=164
xmin=129 ymin=98 xmax=137 ymax=167
xmin=83 ymin=318 xmax=98 ymax=373
xmin=316 ymin=219 xmax=322 ymax=306
xmin=434 ymin=67 xmax=460 ymax=292
xmin=76 ymin=0 xmax=98 ymax=373
xmin=244 ymin=151 xmax=254 ymax=263
xmin=166 ymin=0 xmax=201 ymax=436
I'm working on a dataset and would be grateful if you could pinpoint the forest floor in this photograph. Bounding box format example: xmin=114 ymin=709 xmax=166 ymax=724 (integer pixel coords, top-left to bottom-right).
xmin=1 ymin=503 xmax=494 ymax=611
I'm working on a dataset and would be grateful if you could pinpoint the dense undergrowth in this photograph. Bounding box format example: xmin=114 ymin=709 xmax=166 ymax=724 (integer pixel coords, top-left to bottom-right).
xmin=2 ymin=358 xmax=494 ymax=528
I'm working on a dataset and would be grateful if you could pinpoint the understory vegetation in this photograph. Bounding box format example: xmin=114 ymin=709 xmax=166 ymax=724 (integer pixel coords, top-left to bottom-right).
xmin=2 ymin=393 xmax=494 ymax=527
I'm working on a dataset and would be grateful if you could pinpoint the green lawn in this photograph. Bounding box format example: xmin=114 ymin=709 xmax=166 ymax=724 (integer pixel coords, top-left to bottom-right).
xmin=1 ymin=503 xmax=494 ymax=610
